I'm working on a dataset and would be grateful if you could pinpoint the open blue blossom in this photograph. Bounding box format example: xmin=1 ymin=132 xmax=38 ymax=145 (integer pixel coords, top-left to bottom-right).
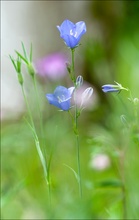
xmin=46 ymin=86 xmax=75 ymax=111
xmin=57 ymin=20 xmax=86 ymax=49
xmin=102 ymin=82 xmax=128 ymax=93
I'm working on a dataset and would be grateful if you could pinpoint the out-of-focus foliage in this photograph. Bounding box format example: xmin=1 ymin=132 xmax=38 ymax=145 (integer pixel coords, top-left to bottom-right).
xmin=1 ymin=1 xmax=139 ymax=219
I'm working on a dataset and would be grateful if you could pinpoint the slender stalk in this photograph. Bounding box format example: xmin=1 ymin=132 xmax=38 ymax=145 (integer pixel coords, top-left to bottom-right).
xmin=32 ymin=75 xmax=45 ymax=147
xmin=21 ymin=85 xmax=35 ymax=129
xmin=119 ymin=151 xmax=127 ymax=219
xmin=75 ymin=108 xmax=82 ymax=198
xmin=32 ymin=75 xmax=52 ymax=201
xmin=71 ymin=48 xmax=76 ymax=83
xmin=71 ymin=48 xmax=82 ymax=198
xmin=21 ymin=85 xmax=51 ymax=205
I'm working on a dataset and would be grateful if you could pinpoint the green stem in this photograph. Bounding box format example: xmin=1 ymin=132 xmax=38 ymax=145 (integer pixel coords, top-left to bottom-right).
xmin=119 ymin=151 xmax=127 ymax=219
xmin=32 ymin=75 xmax=45 ymax=147
xmin=75 ymin=110 xmax=82 ymax=198
xmin=21 ymin=85 xmax=35 ymax=129
xmin=21 ymin=85 xmax=51 ymax=204
xmin=71 ymin=49 xmax=82 ymax=198
xmin=71 ymin=48 xmax=76 ymax=84
xmin=32 ymin=76 xmax=52 ymax=205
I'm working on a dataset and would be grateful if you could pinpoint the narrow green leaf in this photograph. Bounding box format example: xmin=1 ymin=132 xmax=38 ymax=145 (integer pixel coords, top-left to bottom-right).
xmin=23 ymin=117 xmax=47 ymax=178
xmin=23 ymin=117 xmax=36 ymax=139
xmin=30 ymin=42 xmax=33 ymax=63
xmin=15 ymin=51 xmax=29 ymax=64
xmin=21 ymin=41 xmax=28 ymax=60
xmin=97 ymin=179 xmax=123 ymax=188
xmin=63 ymin=163 xmax=79 ymax=182
xmin=35 ymin=139 xmax=47 ymax=177
xmin=17 ymin=56 xmax=21 ymax=73
xmin=9 ymin=55 xmax=17 ymax=71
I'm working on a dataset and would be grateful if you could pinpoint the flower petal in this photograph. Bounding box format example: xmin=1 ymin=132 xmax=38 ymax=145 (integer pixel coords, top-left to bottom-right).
xmin=60 ymin=99 xmax=71 ymax=111
xmin=57 ymin=20 xmax=75 ymax=35
xmin=46 ymin=94 xmax=61 ymax=109
xmin=57 ymin=19 xmax=86 ymax=48
xmin=61 ymin=34 xmax=79 ymax=48
xmin=46 ymin=85 xmax=74 ymax=111
xmin=54 ymin=86 xmax=71 ymax=101
xmin=75 ymin=21 xmax=86 ymax=38
xmin=68 ymin=87 xmax=75 ymax=96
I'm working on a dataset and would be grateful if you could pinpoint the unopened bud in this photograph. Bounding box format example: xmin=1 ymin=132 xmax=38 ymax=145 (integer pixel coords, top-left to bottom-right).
xmin=66 ymin=62 xmax=71 ymax=73
xmin=102 ymin=82 xmax=128 ymax=93
xmin=76 ymin=75 xmax=83 ymax=88
xmin=27 ymin=64 xmax=35 ymax=77
xmin=81 ymin=87 xmax=93 ymax=107
xmin=18 ymin=73 xmax=24 ymax=85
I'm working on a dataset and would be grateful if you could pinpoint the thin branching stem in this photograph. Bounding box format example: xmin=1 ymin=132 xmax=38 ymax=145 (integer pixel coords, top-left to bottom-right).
xmin=71 ymin=48 xmax=82 ymax=198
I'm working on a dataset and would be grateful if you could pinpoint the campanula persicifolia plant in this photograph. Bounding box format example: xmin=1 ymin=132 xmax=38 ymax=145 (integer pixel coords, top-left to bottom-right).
xmin=46 ymin=19 xmax=93 ymax=198
xmin=10 ymin=20 xmax=92 ymax=203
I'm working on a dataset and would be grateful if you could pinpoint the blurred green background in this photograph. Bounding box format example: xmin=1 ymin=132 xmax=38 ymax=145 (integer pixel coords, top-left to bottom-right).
xmin=1 ymin=1 xmax=139 ymax=219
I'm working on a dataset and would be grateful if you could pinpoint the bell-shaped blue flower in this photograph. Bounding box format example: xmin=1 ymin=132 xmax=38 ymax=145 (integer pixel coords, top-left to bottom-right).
xmin=46 ymin=86 xmax=75 ymax=111
xmin=57 ymin=20 xmax=86 ymax=49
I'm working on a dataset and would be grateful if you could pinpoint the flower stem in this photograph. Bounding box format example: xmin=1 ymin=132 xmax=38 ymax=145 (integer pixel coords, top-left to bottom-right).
xmin=21 ymin=85 xmax=35 ymax=130
xmin=71 ymin=48 xmax=76 ymax=84
xmin=21 ymin=85 xmax=51 ymax=204
xmin=32 ymin=75 xmax=46 ymax=149
xmin=75 ymin=109 xmax=82 ymax=198
xmin=119 ymin=151 xmax=127 ymax=219
xmin=71 ymin=49 xmax=82 ymax=198
xmin=32 ymin=77 xmax=53 ymax=205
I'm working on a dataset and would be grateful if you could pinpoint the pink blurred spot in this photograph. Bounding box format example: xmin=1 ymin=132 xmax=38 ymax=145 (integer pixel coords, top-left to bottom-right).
xmin=35 ymin=53 xmax=68 ymax=80
xmin=89 ymin=154 xmax=111 ymax=171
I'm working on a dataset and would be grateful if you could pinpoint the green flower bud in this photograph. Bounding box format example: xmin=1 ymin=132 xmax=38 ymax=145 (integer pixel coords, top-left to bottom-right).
xmin=66 ymin=62 xmax=71 ymax=74
xmin=27 ymin=64 xmax=35 ymax=76
xmin=18 ymin=73 xmax=24 ymax=85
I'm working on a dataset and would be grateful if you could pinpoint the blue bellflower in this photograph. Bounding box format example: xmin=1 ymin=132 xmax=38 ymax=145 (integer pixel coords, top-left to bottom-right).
xmin=46 ymin=86 xmax=75 ymax=111
xmin=57 ymin=20 xmax=86 ymax=49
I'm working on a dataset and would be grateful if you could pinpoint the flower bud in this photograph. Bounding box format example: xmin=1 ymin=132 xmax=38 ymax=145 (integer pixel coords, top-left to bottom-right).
xmin=76 ymin=75 xmax=83 ymax=88
xmin=27 ymin=63 xmax=35 ymax=77
xmin=66 ymin=62 xmax=71 ymax=74
xmin=18 ymin=73 xmax=24 ymax=85
xmin=102 ymin=82 xmax=128 ymax=93
xmin=81 ymin=87 xmax=93 ymax=107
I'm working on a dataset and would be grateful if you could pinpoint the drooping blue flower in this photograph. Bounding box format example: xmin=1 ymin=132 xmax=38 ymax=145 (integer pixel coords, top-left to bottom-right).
xmin=46 ymin=86 xmax=75 ymax=111
xmin=102 ymin=82 xmax=128 ymax=93
xmin=57 ymin=20 xmax=86 ymax=49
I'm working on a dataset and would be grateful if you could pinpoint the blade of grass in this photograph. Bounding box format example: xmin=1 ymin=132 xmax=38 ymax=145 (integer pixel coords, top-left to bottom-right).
xmin=63 ymin=163 xmax=79 ymax=182
xmin=21 ymin=41 xmax=28 ymax=60
xmin=15 ymin=51 xmax=29 ymax=64
xmin=9 ymin=55 xmax=17 ymax=71
xmin=30 ymin=42 xmax=33 ymax=63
